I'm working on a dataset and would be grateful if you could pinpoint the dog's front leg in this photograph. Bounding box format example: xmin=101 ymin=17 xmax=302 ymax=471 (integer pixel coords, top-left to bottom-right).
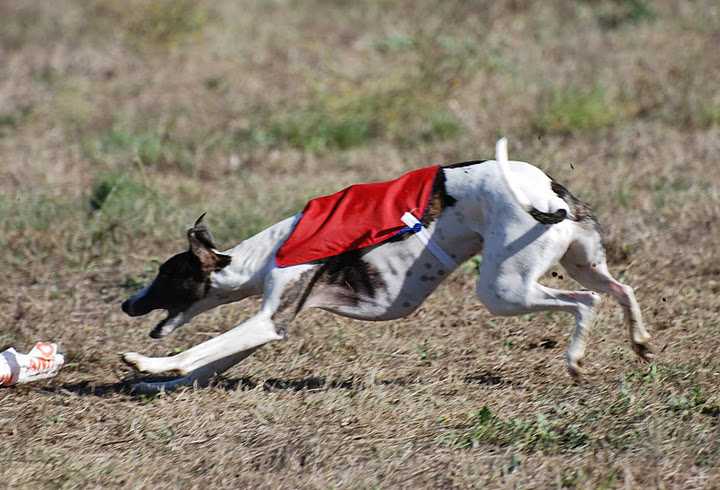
xmin=122 ymin=312 xmax=284 ymax=376
xmin=122 ymin=264 xmax=316 ymax=380
xmin=126 ymin=345 xmax=264 ymax=394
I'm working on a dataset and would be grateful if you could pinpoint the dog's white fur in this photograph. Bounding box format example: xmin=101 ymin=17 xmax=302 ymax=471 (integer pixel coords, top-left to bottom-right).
xmin=122 ymin=140 xmax=652 ymax=392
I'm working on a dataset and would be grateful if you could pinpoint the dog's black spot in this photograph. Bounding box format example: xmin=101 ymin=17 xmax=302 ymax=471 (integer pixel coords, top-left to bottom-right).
xmin=549 ymin=179 xmax=597 ymax=225
xmin=529 ymin=207 xmax=567 ymax=225
xmin=402 ymin=301 xmax=411 ymax=308
xmin=424 ymin=263 xmax=432 ymax=269
xmin=406 ymin=270 xmax=413 ymax=277
xmin=551 ymin=271 xmax=558 ymax=277
xmin=272 ymin=268 xmax=318 ymax=324
xmin=559 ymin=274 xmax=564 ymax=280
xmin=435 ymin=169 xmax=457 ymax=208
xmin=420 ymin=275 xmax=435 ymax=282
xmin=438 ymin=269 xmax=445 ymax=276
xmin=313 ymin=250 xmax=386 ymax=305
xmin=420 ymin=169 xmax=457 ymax=226
xmin=550 ymin=181 xmax=569 ymax=201
xmin=387 ymin=169 xmax=456 ymax=243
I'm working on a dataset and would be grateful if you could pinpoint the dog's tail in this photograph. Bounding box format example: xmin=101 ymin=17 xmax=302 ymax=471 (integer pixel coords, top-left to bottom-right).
xmin=495 ymin=138 xmax=568 ymax=225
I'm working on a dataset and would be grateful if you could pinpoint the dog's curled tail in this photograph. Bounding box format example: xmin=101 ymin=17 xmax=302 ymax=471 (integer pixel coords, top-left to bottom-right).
xmin=495 ymin=138 xmax=568 ymax=225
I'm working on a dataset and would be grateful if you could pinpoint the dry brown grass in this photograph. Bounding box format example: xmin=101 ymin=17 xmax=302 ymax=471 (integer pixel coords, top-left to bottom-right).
xmin=1 ymin=0 xmax=720 ymax=487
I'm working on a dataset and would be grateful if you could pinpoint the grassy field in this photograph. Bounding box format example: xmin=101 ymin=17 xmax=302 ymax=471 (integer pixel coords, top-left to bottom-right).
xmin=1 ymin=0 xmax=720 ymax=487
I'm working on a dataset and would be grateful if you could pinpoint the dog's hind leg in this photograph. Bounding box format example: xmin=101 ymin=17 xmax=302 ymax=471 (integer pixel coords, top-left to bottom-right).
xmin=122 ymin=264 xmax=318 ymax=380
xmin=475 ymin=224 xmax=604 ymax=378
xmin=477 ymin=269 xmax=600 ymax=378
xmin=560 ymin=235 xmax=652 ymax=362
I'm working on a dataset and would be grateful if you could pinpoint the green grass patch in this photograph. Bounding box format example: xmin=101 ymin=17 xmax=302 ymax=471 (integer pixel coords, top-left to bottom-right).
xmin=0 ymin=193 xmax=76 ymax=235
xmin=237 ymin=24 xmax=483 ymax=153
xmin=240 ymin=18 xmax=487 ymax=153
xmin=0 ymin=105 xmax=32 ymax=137
xmin=372 ymin=16 xmax=490 ymax=90
xmin=0 ymin=169 xmax=314 ymax=272
xmin=666 ymin=386 xmax=720 ymax=417
xmin=91 ymin=0 xmax=213 ymax=51
xmin=442 ymin=406 xmax=589 ymax=452
xmin=51 ymin=80 xmax=96 ymax=131
xmin=698 ymin=105 xmax=720 ymax=128
xmin=243 ymin=84 xmax=463 ymax=153
xmin=128 ymin=0 xmax=210 ymax=48
xmin=0 ymin=192 xmax=82 ymax=267
xmin=373 ymin=34 xmax=415 ymax=54
xmin=0 ymin=172 xmax=178 ymax=268
xmin=211 ymin=211 xmax=282 ymax=246
xmin=534 ymin=87 xmax=623 ymax=135
xmin=83 ymin=125 xmax=195 ymax=173
xmin=86 ymin=172 xmax=182 ymax=253
xmin=650 ymin=175 xmax=693 ymax=210
xmin=207 ymin=179 xmax=313 ymax=244
xmin=587 ymin=0 xmax=657 ymax=30
xmin=88 ymin=172 xmax=158 ymax=218
xmin=262 ymin=107 xmax=373 ymax=153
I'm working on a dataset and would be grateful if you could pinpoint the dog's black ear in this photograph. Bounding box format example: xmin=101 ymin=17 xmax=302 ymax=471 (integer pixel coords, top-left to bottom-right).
xmin=187 ymin=214 xmax=232 ymax=272
xmin=190 ymin=212 xmax=216 ymax=249
xmin=194 ymin=212 xmax=207 ymax=227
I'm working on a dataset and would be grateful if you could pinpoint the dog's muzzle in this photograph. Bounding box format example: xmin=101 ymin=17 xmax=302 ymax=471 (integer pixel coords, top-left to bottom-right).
xmin=121 ymin=298 xmax=152 ymax=317
xmin=121 ymin=299 xmax=136 ymax=316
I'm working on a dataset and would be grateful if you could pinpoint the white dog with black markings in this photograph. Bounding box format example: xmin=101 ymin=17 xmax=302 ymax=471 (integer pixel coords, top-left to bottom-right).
xmin=121 ymin=139 xmax=652 ymax=392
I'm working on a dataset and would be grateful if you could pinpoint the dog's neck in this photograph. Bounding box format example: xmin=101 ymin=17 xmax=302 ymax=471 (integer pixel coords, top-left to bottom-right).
xmin=209 ymin=216 xmax=298 ymax=296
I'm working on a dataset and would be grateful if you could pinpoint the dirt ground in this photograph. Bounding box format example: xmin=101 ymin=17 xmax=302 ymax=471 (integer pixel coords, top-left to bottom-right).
xmin=1 ymin=1 xmax=719 ymax=488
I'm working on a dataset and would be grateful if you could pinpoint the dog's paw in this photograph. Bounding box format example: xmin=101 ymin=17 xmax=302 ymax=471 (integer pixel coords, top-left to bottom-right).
xmin=632 ymin=342 xmax=655 ymax=362
xmin=565 ymin=358 xmax=585 ymax=381
xmin=121 ymin=352 xmax=150 ymax=372
xmin=121 ymin=352 xmax=179 ymax=374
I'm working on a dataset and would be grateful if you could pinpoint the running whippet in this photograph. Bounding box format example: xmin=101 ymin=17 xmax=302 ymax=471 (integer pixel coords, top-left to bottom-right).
xmin=121 ymin=139 xmax=652 ymax=392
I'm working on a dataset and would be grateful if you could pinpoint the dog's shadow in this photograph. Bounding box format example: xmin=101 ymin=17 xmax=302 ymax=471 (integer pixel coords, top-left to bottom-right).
xmin=42 ymin=375 xmax=420 ymax=398
xmin=43 ymin=369 xmax=506 ymax=398
xmin=41 ymin=376 xmax=201 ymax=397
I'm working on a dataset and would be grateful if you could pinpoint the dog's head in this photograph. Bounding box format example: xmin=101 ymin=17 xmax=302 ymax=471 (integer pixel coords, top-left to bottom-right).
xmin=121 ymin=214 xmax=231 ymax=338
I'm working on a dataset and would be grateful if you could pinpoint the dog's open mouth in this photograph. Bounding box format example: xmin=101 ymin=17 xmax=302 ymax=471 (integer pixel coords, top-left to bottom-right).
xmin=149 ymin=310 xmax=185 ymax=339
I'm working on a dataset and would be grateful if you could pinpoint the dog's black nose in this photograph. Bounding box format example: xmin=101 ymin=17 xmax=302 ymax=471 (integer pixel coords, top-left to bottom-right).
xmin=121 ymin=300 xmax=133 ymax=315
